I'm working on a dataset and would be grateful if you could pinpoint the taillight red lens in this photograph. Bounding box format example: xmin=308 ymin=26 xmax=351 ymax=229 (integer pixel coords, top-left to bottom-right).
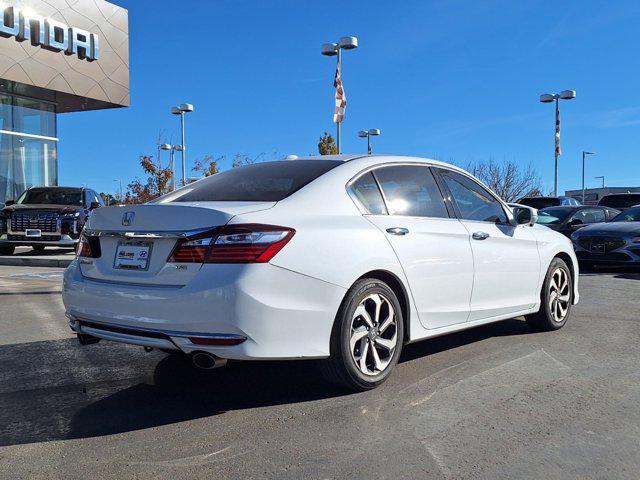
xmin=168 ymin=224 xmax=295 ymax=264
xmin=77 ymin=235 xmax=100 ymax=258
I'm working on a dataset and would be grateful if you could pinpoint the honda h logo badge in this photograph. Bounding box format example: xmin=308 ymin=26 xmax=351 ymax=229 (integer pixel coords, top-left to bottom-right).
xmin=122 ymin=212 xmax=135 ymax=226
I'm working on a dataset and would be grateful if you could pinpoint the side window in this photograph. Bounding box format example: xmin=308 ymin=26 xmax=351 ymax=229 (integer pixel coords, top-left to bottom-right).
xmin=349 ymin=172 xmax=387 ymax=215
xmin=438 ymin=169 xmax=508 ymax=223
xmin=373 ymin=165 xmax=448 ymax=218
xmin=571 ymin=208 xmax=605 ymax=224
xmin=92 ymin=190 xmax=104 ymax=206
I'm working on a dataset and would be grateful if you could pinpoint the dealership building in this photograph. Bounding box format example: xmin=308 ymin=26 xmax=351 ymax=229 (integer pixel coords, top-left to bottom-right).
xmin=0 ymin=0 xmax=129 ymax=205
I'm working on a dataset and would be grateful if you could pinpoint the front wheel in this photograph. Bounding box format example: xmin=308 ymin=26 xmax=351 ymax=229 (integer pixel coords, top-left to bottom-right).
xmin=526 ymin=257 xmax=573 ymax=331
xmin=320 ymin=278 xmax=404 ymax=391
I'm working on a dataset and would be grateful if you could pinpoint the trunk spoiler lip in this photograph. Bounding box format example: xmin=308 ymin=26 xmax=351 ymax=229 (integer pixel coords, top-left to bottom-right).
xmin=83 ymin=227 xmax=215 ymax=239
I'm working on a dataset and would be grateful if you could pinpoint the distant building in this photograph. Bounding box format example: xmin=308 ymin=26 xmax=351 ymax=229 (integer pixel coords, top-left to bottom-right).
xmin=565 ymin=187 xmax=640 ymax=205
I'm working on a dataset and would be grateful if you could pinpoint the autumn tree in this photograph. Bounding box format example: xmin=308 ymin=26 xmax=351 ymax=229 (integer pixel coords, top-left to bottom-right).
xmin=318 ymin=132 xmax=337 ymax=155
xmin=192 ymin=154 xmax=222 ymax=177
xmin=464 ymin=158 xmax=543 ymax=203
xmin=124 ymin=155 xmax=172 ymax=204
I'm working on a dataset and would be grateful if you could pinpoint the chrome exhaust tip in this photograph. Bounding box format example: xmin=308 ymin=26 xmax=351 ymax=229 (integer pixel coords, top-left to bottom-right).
xmin=191 ymin=351 xmax=227 ymax=370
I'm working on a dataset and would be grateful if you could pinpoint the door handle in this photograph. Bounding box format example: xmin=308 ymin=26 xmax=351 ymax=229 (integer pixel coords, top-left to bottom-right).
xmin=472 ymin=231 xmax=490 ymax=240
xmin=386 ymin=227 xmax=409 ymax=236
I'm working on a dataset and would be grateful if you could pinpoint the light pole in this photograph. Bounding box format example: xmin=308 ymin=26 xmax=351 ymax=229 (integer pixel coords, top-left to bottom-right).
xmin=595 ymin=175 xmax=605 ymax=189
xmin=171 ymin=103 xmax=194 ymax=186
xmin=540 ymin=89 xmax=576 ymax=196
xmin=321 ymin=36 xmax=358 ymax=154
xmin=113 ymin=179 xmax=123 ymax=204
xmin=581 ymin=151 xmax=595 ymax=203
xmin=358 ymin=129 xmax=381 ymax=155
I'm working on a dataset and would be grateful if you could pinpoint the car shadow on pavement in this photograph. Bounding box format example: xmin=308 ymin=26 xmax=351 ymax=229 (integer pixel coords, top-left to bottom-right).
xmin=0 ymin=318 xmax=534 ymax=447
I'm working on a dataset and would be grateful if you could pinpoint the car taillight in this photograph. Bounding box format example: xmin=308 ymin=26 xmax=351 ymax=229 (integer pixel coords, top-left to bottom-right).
xmin=76 ymin=234 xmax=101 ymax=258
xmin=168 ymin=224 xmax=295 ymax=264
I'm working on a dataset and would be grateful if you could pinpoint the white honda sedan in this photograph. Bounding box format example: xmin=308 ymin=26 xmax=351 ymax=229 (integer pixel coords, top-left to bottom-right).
xmin=63 ymin=155 xmax=579 ymax=390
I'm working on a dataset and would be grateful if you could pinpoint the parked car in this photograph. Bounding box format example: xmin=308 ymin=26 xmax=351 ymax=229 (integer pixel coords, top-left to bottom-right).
xmin=517 ymin=196 xmax=581 ymax=209
xmin=571 ymin=206 xmax=640 ymax=266
xmin=63 ymin=155 xmax=579 ymax=391
xmin=597 ymin=193 xmax=640 ymax=211
xmin=536 ymin=205 xmax=620 ymax=237
xmin=0 ymin=186 xmax=104 ymax=255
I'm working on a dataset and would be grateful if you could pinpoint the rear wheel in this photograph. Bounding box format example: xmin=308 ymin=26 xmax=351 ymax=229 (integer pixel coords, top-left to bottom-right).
xmin=526 ymin=257 xmax=573 ymax=331
xmin=0 ymin=245 xmax=15 ymax=255
xmin=320 ymin=278 xmax=404 ymax=391
xmin=32 ymin=245 xmax=46 ymax=252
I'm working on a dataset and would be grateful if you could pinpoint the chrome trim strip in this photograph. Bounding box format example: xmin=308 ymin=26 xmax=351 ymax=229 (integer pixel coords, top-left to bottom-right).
xmin=73 ymin=316 xmax=247 ymax=341
xmin=84 ymin=227 xmax=215 ymax=239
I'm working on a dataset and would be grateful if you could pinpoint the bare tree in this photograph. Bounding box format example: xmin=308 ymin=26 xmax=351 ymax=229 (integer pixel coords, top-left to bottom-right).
xmin=464 ymin=158 xmax=543 ymax=203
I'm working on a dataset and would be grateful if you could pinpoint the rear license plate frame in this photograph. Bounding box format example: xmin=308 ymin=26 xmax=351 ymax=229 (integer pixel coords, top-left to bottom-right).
xmin=25 ymin=229 xmax=42 ymax=237
xmin=113 ymin=240 xmax=153 ymax=271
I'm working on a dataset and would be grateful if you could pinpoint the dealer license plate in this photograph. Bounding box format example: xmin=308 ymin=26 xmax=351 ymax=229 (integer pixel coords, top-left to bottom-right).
xmin=114 ymin=241 xmax=152 ymax=270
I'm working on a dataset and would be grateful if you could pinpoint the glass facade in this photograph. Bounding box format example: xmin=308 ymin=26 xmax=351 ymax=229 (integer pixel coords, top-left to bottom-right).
xmin=0 ymin=94 xmax=57 ymax=205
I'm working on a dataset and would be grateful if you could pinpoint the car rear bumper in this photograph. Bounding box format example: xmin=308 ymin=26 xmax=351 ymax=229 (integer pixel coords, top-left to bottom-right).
xmin=62 ymin=260 xmax=346 ymax=360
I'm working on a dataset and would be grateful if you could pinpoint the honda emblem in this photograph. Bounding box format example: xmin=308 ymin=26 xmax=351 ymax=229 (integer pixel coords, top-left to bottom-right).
xmin=122 ymin=212 xmax=135 ymax=226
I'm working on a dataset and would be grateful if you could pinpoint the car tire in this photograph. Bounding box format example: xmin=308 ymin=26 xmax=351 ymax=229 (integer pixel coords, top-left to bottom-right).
xmin=320 ymin=278 xmax=404 ymax=391
xmin=0 ymin=245 xmax=15 ymax=255
xmin=32 ymin=245 xmax=46 ymax=252
xmin=526 ymin=257 xmax=573 ymax=332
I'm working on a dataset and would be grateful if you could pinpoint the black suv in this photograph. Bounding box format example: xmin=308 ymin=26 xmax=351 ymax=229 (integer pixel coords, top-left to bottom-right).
xmin=0 ymin=186 xmax=104 ymax=254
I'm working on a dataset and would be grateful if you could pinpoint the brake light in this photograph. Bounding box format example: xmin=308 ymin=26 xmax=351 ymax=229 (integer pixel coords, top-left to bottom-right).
xmin=76 ymin=234 xmax=101 ymax=258
xmin=168 ymin=224 xmax=295 ymax=264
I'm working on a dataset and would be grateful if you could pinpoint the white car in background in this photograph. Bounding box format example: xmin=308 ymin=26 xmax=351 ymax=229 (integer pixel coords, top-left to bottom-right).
xmin=63 ymin=155 xmax=579 ymax=391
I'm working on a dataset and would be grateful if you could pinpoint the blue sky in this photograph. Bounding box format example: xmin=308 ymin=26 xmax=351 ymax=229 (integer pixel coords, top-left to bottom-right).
xmin=58 ymin=0 xmax=640 ymax=196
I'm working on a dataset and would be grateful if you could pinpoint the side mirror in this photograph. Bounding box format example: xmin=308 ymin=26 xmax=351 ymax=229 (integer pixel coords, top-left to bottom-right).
xmin=89 ymin=201 xmax=101 ymax=210
xmin=512 ymin=206 xmax=538 ymax=226
xmin=4 ymin=199 xmax=14 ymax=206
xmin=568 ymin=218 xmax=584 ymax=228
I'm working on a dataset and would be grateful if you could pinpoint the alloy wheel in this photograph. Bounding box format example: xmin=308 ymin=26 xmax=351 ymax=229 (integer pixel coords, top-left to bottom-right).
xmin=349 ymin=293 xmax=398 ymax=376
xmin=549 ymin=267 xmax=571 ymax=322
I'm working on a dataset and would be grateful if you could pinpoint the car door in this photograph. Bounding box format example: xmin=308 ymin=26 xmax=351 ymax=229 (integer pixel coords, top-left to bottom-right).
xmin=351 ymin=165 xmax=474 ymax=329
xmin=435 ymin=168 xmax=540 ymax=321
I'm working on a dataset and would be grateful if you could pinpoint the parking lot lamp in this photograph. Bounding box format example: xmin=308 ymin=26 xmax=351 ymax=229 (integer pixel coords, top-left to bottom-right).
xmin=540 ymin=90 xmax=576 ymax=196
xmin=358 ymin=128 xmax=381 ymax=155
xmin=595 ymin=175 xmax=605 ymax=189
xmin=113 ymin=179 xmax=123 ymax=204
xmin=160 ymin=144 xmax=175 ymax=191
xmin=171 ymin=103 xmax=194 ymax=186
xmin=582 ymin=151 xmax=595 ymax=203
xmin=321 ymin=36 xmax=358 ymax=154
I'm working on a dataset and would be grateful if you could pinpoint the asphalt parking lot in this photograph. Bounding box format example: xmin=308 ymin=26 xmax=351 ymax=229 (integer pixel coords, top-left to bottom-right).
xmin=0 ymin=265 xmax=639 ymax=479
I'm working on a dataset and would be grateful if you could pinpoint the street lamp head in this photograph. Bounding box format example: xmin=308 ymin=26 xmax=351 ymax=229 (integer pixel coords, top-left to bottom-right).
xmin=368 ymin=128 xmax=381 ymax=136
xmin=179 ymin=103 xmax=194 ymax=113
xmin=321 ymin=43 xmax=338 ymax=56
xmin=559 ymin=90 xmax=576 ymax=100
xmin=171 ymin=106 xmax=181 ymax=115
xmin=338 ymin=36 xmax=358 ymax=50
xmin=583 ymin=151 xmax=596 ymax=155
xmin=173 ymin=145 xmax=184 ymax=152
xmin=358 ymin=130 xmax=368 ymax=138
xmin=160 ymin=143 xmax=172 ymax=150
xmin=540 ymin=93 xmax=556 ymax=103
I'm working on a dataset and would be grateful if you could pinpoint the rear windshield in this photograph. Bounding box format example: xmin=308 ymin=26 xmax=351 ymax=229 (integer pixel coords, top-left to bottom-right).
xmin=16 ymin=188 xmax=82 ymax=206
xmin=165 ymin=160 xmax=343 ymax=202
xmin=519 ymin=197 xmax=560 ymax=209
xmin=599 ymin=194 xmax=640 ymax=209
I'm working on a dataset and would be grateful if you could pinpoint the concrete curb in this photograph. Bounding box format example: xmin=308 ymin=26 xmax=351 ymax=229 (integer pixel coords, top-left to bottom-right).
xmin=0 ymin=257 xmax=72 ymax=268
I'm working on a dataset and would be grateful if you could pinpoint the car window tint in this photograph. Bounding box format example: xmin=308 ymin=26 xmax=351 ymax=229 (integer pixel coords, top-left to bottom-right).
xmin=165 ymin=160 xmax=343 ymax=202
xmin=439 ymin=170 xmax=507 ymax=223
xmin=349 ymin=172 xmax=387 ymax=214
xmin=373 ymin=165 xmax=448 ymax=218
xmin=571 ymin=208 xmax=605 ymax=224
